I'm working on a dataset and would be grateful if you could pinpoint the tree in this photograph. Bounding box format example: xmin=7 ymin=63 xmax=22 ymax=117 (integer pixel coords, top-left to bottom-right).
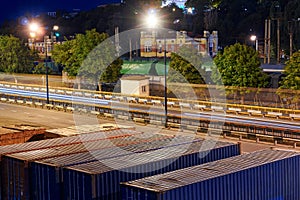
xmin=51 ymin=29 xmax=122 ymax=90
xmin=0 ymin=35 xmax=38 ymax=73
xmin=168 ymin=45 xmax=205 ymax=84
xmin=212 ymin=43 xmax=269 ymax=87
xmin=277 ymin=50 xmax=300 ymax=108
xmin=279 ymin=50 xmax=300 ymax=90
xmin=32 ymin=62 xmax=53 ymax=74
xmin=211 ymin=43 xmax=269 ymax=103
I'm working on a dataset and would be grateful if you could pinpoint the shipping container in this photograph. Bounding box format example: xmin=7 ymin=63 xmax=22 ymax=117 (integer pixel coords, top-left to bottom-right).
xmin=1 ymin=133 xmax=173 ymax=200
xmin=121 ymin=149 xmax=300 ymax=200
xmin=25 ymin=135 xmax=202 ymax=200
xmin=61 ymin=140 xmax=240 ymax=200
xmin=0 ymin=128 xmax=142 ymax=200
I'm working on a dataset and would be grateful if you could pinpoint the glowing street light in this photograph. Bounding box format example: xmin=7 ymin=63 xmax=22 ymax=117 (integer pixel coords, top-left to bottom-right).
xmin=145 ymin=12 xmax=159 ymax=29
xmin=29 ymin=22 xmax=40 ymax=32
xmin=250 ymin=35 xmax=258 ymax=51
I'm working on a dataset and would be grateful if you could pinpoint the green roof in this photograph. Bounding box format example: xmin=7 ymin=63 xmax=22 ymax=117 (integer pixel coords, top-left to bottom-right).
xmin=121 ymin=61 xmax=169 ymax=76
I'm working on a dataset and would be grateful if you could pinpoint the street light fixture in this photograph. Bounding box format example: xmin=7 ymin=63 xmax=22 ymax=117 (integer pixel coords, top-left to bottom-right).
xmin=145 ymin=11 xmax=168 ymax=128
xmin=250 ymin=35 xmax=258 ymax=51
xmin=28 ymin=22 xmax=59 ymax=105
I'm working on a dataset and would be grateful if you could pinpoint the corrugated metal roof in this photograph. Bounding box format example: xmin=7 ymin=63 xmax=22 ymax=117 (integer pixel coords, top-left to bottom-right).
xmin=40 ymin=135 xmax=202 ymax=167
xmin=0 ymin=128 xmax=140 ymax=155
xmin=7 ymin=133 xmax=172 ymax=161
xmin=65 ymin=139 xmax=235 ymax=174
xmin=122 ymin=149 xmax=300 ymax=192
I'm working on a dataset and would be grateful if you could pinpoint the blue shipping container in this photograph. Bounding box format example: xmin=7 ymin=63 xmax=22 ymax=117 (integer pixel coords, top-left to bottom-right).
xmin=1 ymin=133 xmax=171 ymax=200
xmin=121 ymin=149 xmax=300 ymax=200
xmin=62 ymin=140 xmax=240 ymax=200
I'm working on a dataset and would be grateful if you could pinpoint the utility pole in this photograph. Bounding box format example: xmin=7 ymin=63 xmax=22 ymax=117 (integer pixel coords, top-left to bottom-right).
xmin=268 ymin=19 xmax=271 ymax=64
xmin=276 ymin=18 xmax=280 ymax=64
xmin=264 ymin=19 xmax=271 ymax=64
xmin=129 ymin=38 xmax=132 ymax=61
xmin=264 ymin=19 xmax=267 ymax=64
xmin=115 ymin=26 xmax=120 ymax=57
xmin=289 ymin=21 xmax=293 ymax=57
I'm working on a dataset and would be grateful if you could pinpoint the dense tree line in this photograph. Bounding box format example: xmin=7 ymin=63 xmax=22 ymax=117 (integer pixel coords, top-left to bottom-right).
xmin=0 ymin=0 xmax=299 ymax=92
xmin=51 ymin=29 xmax=122 ymax=90
xmin=1 ymin=0 xmax=298 ymax=52
xmin=0 ymin=35 xmax=38 ymax=73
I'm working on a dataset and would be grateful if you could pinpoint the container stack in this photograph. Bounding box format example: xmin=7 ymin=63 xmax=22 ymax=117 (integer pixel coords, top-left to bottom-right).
xmin=0 ymin=127 xmax=241 ymax=200
xmin=121 ymin=149 xmax=300 ymax=200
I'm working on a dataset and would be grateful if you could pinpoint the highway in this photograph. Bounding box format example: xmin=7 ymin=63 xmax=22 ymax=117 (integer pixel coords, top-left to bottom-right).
xmin=1 ymin=86 xmax=300 ymax=132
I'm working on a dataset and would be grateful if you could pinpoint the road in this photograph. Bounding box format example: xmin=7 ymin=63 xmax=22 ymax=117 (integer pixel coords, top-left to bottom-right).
xmin=1 ymin=102 xmax=298 ymax=153
xmin=1 ymin=87 xmax=300 ymax=131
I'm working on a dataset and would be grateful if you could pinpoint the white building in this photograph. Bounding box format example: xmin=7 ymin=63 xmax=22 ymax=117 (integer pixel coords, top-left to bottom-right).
xmin=120 ymin=76 xmax=150 ymax=97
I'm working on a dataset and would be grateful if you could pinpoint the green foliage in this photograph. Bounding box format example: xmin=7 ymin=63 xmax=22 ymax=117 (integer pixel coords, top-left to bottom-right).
xmin=100 ymin=59 xmax=123 ymax=83
xmin=52 ymin=29 xmax=122 ymax=84
xmin=211 ymin=43 xmax=269 ymax=88
xmin=279 ymin=50 xmax=300 ymax=90
xmin=32 ymin=62 xmax=53 ymax=74
xmin=168 ymin=45 xmax=205 ymax=84
xmin=0 ymin=35 xmax=38 ymax=73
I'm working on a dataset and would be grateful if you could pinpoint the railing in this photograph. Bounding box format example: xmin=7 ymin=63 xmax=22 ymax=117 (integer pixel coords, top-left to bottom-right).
xmin=1 ymin=81 xmax=300 ymax=120
xmin=1 ymin=90 xmax=300 ymax=147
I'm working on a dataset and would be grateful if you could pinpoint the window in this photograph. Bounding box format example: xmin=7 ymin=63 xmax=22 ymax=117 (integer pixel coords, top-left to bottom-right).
xmin=145 ymin=45 xmax=152 ymax=52
xmin=144 ymin=40 xmax=152 ymax=52
xmin=158 ymin=44 xmax=162 ymax=53
xmin=142 ymin=86 xmax=146 ymax=93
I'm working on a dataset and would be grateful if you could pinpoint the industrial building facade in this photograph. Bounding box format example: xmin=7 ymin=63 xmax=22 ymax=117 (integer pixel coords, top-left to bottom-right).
xmin=140 ymin=30 xmax=218 ymax=58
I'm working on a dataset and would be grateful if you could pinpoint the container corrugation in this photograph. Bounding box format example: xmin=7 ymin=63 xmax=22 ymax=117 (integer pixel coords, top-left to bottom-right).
xmin=61 ymin=140 xmax=240 ymax=200
xmin=41 ymin=135 xmax=202 ymax=167
xmin=0 ymin=129 xmax=140 ymax=155
xmin=0 ymin=129 xmax=141 ymax=200
xmin=121 ymin=149 xmax=300 ymax=200
xmin=25 ymin=135 xmax=203 ymax=200
xmin=1 ymin=133 xmax=173 ymax=200
xmin=5 ymin=133 xmax=172 ymax=161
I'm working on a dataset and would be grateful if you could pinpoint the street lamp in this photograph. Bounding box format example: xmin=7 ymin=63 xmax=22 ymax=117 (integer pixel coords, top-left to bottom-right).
xmin=250 ymin=35 xmax=258 ymax=51
xmin=45 ymin=25 xmax=59 ymax=104
xmin=28 ymin=22 xmax=58 ymax=104
xmin=144 ymin=11 xmax=168 ymax=128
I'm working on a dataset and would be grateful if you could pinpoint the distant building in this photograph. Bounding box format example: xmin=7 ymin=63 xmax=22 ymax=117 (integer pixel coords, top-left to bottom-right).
xmin=47 ymin=12 xmax=56 ymax=17
xmin=162 ymin=0 xmax=187 ymax=9
xmin=62 ymin=9 xmax=81 ymax=19
xmin=140 ymin=30 xmax=218 ymax=58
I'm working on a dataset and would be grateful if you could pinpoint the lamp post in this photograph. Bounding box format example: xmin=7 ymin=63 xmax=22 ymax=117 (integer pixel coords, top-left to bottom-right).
xmin=163 ymin=35 xmax=167 ymax=128
xmin=45 ymin=25 xmax=59 ymax=104
xmin=250 ymin=35 xmax=258 ymax=51
xmin=29 ymin=22 xmax=59 ymax=104
xmin=145 ymin=10 xmax=168 ymax=127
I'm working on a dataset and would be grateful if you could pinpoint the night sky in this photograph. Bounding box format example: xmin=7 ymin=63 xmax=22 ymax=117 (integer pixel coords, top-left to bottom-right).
xmin=0 ymin=0 xmax=121 ymax=25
